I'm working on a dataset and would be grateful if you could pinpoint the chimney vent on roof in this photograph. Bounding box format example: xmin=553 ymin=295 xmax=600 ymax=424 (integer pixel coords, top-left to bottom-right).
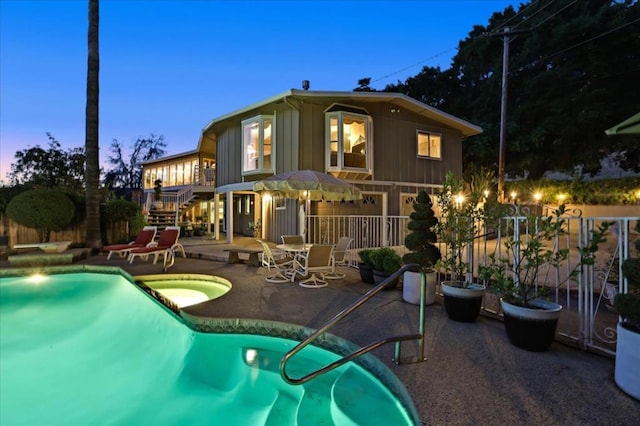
xmin=302 ymin=80 xmax=310 ymax=90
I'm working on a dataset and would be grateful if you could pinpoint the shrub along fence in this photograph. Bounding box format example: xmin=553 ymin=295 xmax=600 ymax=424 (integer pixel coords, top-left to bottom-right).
xmin=0 ymin=216 xmax=131 ymax=250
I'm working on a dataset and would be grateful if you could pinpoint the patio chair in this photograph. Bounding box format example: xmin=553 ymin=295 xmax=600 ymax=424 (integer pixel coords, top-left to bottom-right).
xmin=323 ymin=236 xmax=353 ymax=280
xmin=128 ymin=227 xmax=181 ymax=271
xmin=256 ymin=239 xmax=294 ymax=283
xmin=291 ymin=244 xmax=335 ymax=288
xmin=281 ymin=235 xmax=304 ymax=245
xmin=104 ymin=226 xmax=157 ymax=260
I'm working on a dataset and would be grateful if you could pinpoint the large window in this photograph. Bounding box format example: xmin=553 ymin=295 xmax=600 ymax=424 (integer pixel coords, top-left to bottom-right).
xmin=417 ymin=131 xmax=441 ymax=159
xmin=325 ymin=108 xmax=371 ymax=171
xmin=242 ymin=115 xmax=274 ymax=175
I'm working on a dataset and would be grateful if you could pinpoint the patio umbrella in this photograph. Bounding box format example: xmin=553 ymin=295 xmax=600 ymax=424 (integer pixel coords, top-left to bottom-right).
xmin=605 ymin=112 xmax=640 ymax=135
xmin=252 ymin=170 xmax=362 ymax=202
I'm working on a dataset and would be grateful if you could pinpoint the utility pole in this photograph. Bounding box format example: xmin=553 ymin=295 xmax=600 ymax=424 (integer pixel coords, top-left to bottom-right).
xmin=497 ymin=27 xmax=510 ymax=203
xmin=491 ymin=26 xmax=529 ymax=202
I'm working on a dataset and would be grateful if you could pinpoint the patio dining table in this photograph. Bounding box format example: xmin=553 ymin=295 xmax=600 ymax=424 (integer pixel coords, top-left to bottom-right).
xmin=276 ymin=243 xmax=313 ymax=282
xmin=276 ymin=243 xmax=313 ymax=254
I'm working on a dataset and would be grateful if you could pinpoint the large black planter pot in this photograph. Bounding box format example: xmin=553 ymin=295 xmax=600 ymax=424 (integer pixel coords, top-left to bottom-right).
xmin=500 ymin=299 xmax=562 ymax=352
xmin=372 ymin=270 xmax=399 ymax=290
xmin=358 ymin=263 xmax=375 ymax=284
xmin=441 ymin=281 xmax=485 ymax=322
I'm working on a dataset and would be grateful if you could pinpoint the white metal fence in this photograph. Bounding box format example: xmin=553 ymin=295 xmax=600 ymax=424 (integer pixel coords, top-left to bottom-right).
xmin=306 ymin=212 xmax=638 ymax=356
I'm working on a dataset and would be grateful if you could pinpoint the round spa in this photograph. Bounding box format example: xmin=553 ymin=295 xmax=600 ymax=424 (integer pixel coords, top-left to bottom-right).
xmin=0 ymin=266 xmax=420 ymax=425
xmin=134 ymin=273 xmax=232 ymax=308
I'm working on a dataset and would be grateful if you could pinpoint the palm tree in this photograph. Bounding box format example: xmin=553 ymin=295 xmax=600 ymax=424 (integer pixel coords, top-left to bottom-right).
xmin=85 ymin=0 xmax=101 ymax=252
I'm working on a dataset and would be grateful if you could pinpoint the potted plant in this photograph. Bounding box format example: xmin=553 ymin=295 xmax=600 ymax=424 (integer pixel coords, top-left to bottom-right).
xmin=358 ymin=249 xmax=375 ymax=284
xmin=369 ymin=247 xmax=402 ymax=289
xmin=435 ymin=171 xmax=487 ymax=322
xmin=152 ymin=179 xmax=163 ymax=210
xmin=402 ymin=190 xmax=441 ymax=305
xmin=613 ymin=219 xmax=640 ymax=399
xmin=479 ymin=205 xmax=610 ymax=352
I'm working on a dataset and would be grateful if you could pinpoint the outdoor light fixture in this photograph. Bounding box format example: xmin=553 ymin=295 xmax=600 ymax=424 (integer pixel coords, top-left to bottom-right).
xmin=510 ymin=191 xmax=517 ymax=200
xmin=557 ymin=193 xmax=566 ymax=203
xmin=533 ymin=192 xmax=542 ymax=202
xmin=483 ymin=189 xmax=490 ymax=199
xmin=454 ymin=193 xmax=465 ymax=208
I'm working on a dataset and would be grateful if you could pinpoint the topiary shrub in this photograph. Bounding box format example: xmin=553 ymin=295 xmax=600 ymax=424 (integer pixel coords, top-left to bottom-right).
xmin=403 ymin=190 xmax=441 ymax=272
xmin=6 ymin=188 xmax=75 ymax=242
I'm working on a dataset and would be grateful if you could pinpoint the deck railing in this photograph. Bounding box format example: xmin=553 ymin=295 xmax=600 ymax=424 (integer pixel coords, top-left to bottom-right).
xmin=306 ymin=212 xmax=636 ymax=356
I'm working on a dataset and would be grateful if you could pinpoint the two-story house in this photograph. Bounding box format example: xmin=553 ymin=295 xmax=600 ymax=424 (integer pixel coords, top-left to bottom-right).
xmin=141 ymin=88 xmax=481 ymax=244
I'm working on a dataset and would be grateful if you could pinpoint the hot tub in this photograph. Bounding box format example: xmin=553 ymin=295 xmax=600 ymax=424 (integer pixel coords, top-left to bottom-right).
xmin=134 ymin=273 xmax=232 ymax=308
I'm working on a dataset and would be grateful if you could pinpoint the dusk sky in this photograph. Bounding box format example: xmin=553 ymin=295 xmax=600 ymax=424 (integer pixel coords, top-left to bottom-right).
xmin=0 ymin=0 xmax=517 ymax=183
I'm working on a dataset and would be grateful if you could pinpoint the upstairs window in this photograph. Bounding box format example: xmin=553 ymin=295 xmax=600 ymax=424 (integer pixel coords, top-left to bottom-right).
xmin=242 ymin=115 xmax=274 ymax=175
xmin=417 ymin=131 xmax=441 ymax=159
xmin=325 ymin=106 xmax=371 ymax=171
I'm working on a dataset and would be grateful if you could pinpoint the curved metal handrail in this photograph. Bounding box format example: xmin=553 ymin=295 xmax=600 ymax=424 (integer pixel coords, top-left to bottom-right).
xmin=280 ymin=263 xmax=427 ymax=385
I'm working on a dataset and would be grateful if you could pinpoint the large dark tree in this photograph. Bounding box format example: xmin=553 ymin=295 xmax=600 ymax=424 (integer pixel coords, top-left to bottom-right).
xmin=385 ymin=0 xmax=640 ymax=178
xmin=85 ymin=0 xmax=101 ymax=252
xmin=104 ymin=134 xmax=167 ymax=189
xmin=9 ymin=134 xmax=85 ymax=190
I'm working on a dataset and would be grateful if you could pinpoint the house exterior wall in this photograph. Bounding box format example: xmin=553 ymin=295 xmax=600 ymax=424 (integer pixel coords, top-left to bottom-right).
xmin=150 ymin=91 xmax=478 ymax=240
xmin=293 ymin=99 xmax=463 ymax=185
xmin=215 ymin=103 xmax=300 ymax=187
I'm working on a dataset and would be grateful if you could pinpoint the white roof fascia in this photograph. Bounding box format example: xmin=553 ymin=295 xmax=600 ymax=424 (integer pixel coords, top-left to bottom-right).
xmin=202 ymin=89 xmax=481 ymax=138
xmin=140 ymin=149 xmax=199 ymax=166
xmin=202 ymin=90 xmax=295 ymax=133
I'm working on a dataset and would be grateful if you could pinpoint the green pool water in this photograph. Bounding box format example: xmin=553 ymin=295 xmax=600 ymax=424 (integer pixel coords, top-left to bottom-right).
xmin=0 ymin=272 xmax=417 ymax=425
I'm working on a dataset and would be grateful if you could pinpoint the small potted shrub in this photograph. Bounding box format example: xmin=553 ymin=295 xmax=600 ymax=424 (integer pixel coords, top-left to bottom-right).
xmin=479 ymin=205 xmax=610 ymax=351
xmin=613 ymin=219 xmax=640 ymax=399
xmin=152 ymin=179 xmax=163 ymax=210
xmin=402 ymin=190 xmax=441 ymax=305
xmin=369 ymin=247 xmax=402 ymax=289
xmin=435 ymin=171 xmax=487 ymax=322
xmin=358 ymin=249 xmax=375 ymax=284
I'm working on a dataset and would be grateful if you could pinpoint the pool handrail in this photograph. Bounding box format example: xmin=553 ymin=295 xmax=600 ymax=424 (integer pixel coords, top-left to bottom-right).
xmin=279 ymin=264 xmax=427 ymax=385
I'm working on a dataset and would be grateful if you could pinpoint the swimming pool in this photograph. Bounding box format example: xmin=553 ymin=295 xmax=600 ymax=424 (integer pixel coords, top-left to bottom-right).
xmin=0 ymin=266 xmax=419 ymax=425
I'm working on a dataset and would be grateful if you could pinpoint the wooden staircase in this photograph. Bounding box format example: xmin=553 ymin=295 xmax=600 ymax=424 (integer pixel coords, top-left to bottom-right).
xmin=145 ymin=189 xmax=200 ymax=229
xmin=147 ymin=210 xmax=176 ymax=229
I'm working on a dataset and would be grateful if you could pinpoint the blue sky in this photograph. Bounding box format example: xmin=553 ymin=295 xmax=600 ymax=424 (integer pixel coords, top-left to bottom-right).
xmin=0 ymin=0 xmax=516 ymax=183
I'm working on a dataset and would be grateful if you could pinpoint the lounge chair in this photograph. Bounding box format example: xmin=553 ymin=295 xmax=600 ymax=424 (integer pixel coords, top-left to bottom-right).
xmin=256 ymin=239 xmax=294 ymax=283
xmin=104 ymin=226 xmax=157 ymax=260
xmin=128 ymin=227 xmax=182 ymax=271
xmin=323 ymin=236 xmax=353 ymax=280
xmin=291 ymin=244 xmax=335 ymax=288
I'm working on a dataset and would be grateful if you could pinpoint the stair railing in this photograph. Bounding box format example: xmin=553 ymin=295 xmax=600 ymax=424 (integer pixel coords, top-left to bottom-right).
xmin=175 ymin=187 xmax=194 ymax=223
xmin=280 ymin=264 xmax=428 ymax=385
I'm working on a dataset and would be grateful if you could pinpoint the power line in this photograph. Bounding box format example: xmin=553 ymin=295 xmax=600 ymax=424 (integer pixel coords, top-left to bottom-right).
xmin=371 ymin=48 xmax=456 ymax=84
xmin=372 ymin=0 xmax=559 ymax=85
xmin=513 ymin=17 xmax=640 ymax=74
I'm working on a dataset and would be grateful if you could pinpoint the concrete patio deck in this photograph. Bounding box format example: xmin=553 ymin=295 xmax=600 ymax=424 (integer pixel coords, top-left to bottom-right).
xmin=3 ymin=235 xmax=638 ymax=425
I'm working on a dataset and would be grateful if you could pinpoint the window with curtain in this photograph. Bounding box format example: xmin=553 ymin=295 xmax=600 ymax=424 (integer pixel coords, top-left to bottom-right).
xmin=242 ymin=115 xmax=275 ymax=175
xmin=417 ymin=131 xmax=441 ymax=159
xmin=325 ymin=107 xmax=371 ymax=171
